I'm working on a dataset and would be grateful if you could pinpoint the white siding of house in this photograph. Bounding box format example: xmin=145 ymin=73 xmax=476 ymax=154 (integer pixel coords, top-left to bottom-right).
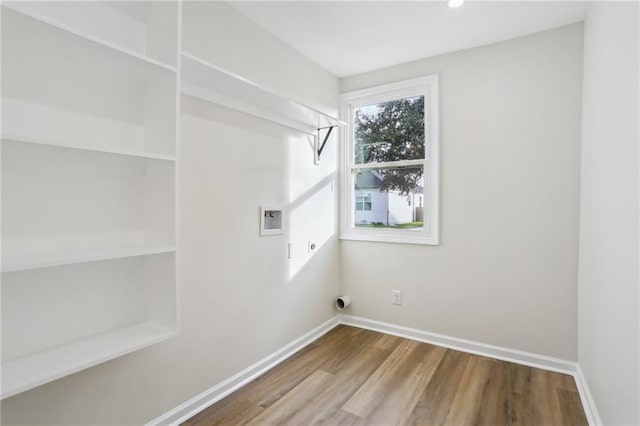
xmin=388 ymin=192 xmax=414 ymax=224
xmin=355 ymin=190 xmax=419 ymax=225
xmin=354 ymin=190 xmax=387 ymax=224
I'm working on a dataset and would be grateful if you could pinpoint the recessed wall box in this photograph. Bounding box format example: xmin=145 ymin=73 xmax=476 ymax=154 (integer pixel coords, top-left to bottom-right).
xmin=260 ymin=206 xmax=284 ymax=236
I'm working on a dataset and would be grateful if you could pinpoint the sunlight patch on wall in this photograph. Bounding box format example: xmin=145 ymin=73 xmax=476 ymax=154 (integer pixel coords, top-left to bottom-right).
xmin=285 ymin=132 xmax=338 ymax=280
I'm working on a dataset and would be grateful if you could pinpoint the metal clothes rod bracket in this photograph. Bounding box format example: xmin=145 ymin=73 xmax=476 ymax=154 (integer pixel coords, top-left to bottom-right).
xmin=314 ymin=125 xmax=338 ymax=165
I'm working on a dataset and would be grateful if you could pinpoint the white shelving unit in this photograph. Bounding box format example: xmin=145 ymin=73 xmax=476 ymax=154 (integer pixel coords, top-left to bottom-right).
xmin=2 ymin=8 xmax=177 ymax=158
xmin=2 ymin=245 xmax=176 ymax=274
xmin=2 ymin=1 xmax=179 ymax=69
xmin=181 ymin=52 xmax=345 ymax=137
xmin=1 ymin=135 xmax=177 ymax=163
xmin=2 ymin=254 xmax=177 ymax=398
xmin=3 ymin=322 xmax=176 ymax=399
xmin=1 ymin=2 xmax=180 ymax=400
xmin=1 ymin=138 xmax=176 ymax=272
xmin=1 ymin=0 xmax=342 ymax=400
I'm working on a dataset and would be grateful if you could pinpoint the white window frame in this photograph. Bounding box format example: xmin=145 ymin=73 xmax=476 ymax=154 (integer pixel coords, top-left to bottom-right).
xmin=339 ymin=75 xmax=439 ymax=245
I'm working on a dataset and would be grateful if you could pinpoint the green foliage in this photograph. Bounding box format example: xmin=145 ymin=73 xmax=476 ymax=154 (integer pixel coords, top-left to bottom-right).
xmin=355 ymin=97 xmax=424 ymax=197
xmin=395 ymin=221 xmax=423 ymax=229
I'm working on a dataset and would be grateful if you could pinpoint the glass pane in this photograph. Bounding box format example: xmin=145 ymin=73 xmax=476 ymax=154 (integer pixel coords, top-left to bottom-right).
xmin=354 ymin=96 xmax=425 ymax=165
xmin=353 ymin=166 xmax=424 ymax=229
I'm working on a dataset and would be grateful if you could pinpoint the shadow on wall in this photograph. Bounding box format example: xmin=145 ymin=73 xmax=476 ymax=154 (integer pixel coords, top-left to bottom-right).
xmin=285 ymin=172 xmax=337 ymax=280
xmin=181 ymin=94 xmax=339 ymax=284
xmin=284 ymin=109 xmax=339 ymax=281
xmin=177 ymin=94 xmax=340 ymax=393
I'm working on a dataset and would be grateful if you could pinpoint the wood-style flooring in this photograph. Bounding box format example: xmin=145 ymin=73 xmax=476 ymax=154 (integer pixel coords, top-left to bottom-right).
xmin=184 ymin=325 xmax=588 ymax=425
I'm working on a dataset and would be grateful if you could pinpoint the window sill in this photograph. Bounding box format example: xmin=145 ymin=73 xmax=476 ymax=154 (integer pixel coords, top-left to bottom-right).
xmin=340 ymin=230 xmax=439 ymax=245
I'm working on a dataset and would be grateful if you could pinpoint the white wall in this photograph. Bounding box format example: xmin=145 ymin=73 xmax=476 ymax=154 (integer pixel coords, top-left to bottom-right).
xmin=0 ymin=2 xmax=340 ymax=424
xmin=340 ymin=24 xmax=584 ymax=361
xmin=578 ymin=2 xmax=640 ymax=425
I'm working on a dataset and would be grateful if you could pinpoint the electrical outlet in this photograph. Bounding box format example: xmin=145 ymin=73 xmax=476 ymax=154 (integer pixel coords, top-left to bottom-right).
xmin=308 ymin=240 xmax=317 ymax=254
xmin=392 ymin=290 xmax=402 ymax=305
xmin=288 ymin=243 xmax=295 ymax=259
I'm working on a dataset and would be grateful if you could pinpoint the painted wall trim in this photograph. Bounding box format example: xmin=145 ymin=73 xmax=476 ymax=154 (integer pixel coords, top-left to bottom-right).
xmin=340 ymin=315 xmax=602 ymax=426
xmin=146 ymin=316 xmax=340 ymax=426
xmin=574 ymin=364 xmax=603 ymax=426
xmin=149 ymin=314 xmax=601 ymax=426
xmin=339 ymin=315 xmax=577 ymax=374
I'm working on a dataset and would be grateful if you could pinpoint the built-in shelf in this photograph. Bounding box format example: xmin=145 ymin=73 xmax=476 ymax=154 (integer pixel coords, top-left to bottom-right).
xmin=1 ymin=321 xmax=176 ymax=399
xmin=2 ymin=8 xmax=177 ymax=158
xmin=1 ymin=135 xmax=177 ymax=163
xmin=2 ymin=2 xmax=178 ymax=71
xmin=2 ymin=245 xmax=176 ymax=273
xmin=2 ymin=140 xmax=176 ymax=262
xmin=181 ymin=52 xmax=345 ymax=136
xmin=2 ymin=252 xmax=178 ymax=399
xmin=1 ymin=1 xmax=179 ymax=399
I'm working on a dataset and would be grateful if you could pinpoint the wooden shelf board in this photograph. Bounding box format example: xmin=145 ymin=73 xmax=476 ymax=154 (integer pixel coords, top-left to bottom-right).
xmin=1 ymin=322 xmax=177 ymax=399
xmin=2 ymin=246 xmax=176 ymax=273
xmin=1 ymin=135 xmax=176 ymax=163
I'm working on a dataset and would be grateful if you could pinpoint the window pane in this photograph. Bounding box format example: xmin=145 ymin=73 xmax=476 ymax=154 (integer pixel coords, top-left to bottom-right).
xmin=354 ymin=166 xmax=424 ymax=229
xmin=354 ymin=96 xmax=425 ymax=165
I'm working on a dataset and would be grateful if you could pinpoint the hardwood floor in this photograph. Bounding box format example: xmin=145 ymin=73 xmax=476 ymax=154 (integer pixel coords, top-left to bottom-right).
xmin=184 ymin=325 xmax=588 ymax=426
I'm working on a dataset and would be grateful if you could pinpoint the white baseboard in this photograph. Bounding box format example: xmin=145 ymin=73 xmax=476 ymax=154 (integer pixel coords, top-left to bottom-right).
xmin=339 ymin=315 xmax=602 ymax=426
xmin=147 ymin=316 xmax=340 ymax=426
xmin=339 ymin=315 xmax=577 ymax=375
xmin=149 ymin=314 xmax=601 ymax=426
xmin=574 ymin=364 xmax=602 ymax=426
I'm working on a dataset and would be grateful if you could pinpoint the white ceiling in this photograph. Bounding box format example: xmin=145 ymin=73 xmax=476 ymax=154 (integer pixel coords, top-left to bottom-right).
xmin=229 ymin=1 xmax=589 ymax=77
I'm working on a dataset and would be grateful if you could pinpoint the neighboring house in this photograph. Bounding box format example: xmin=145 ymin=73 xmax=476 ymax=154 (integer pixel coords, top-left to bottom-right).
xmin=354 ymin=170 xmax=423 ymax=226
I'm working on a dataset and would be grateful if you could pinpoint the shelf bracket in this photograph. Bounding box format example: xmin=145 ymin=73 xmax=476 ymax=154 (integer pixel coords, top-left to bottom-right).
xmin=314 ymin=125 xmax=337 ymax=165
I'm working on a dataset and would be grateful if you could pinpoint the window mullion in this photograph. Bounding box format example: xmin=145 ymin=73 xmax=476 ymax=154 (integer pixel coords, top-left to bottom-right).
xmin=351 ymin=158 xmax=425 ymax=171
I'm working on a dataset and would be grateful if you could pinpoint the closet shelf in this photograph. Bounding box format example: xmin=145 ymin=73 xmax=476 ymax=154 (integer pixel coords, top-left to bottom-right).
xmin=181 ymin=52 xmax=345 ymax=137
xmin=2 ymin=246 xmax=176 ymax=273
xmin=3 ymin=8 xmax=175 ymax=89
xmin=2 ymin=3 xmax=177 ymax=73
xmin=1 ymin=322 xmax=177 ymax=399
xmin=1 ymin=135 xmax=177 ymax=163
xmin=2 ymin=1 xmax=179 ymax=400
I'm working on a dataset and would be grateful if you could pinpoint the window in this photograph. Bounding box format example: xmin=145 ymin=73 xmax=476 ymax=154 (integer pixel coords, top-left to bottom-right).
xmin=340 ymin=76 xmax=439 ymax=244
xmin=355 ymin=193 xmax=372 ymax=211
